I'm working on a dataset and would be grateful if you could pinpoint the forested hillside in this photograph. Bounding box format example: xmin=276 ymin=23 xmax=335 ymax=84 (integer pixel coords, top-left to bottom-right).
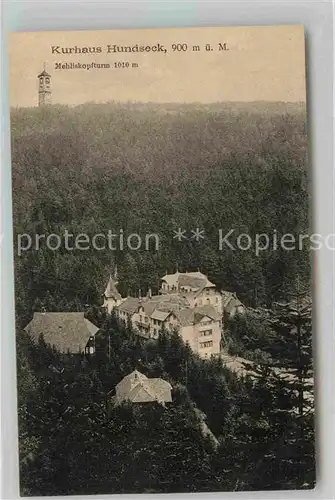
xmin=12 ymin=101 xmax=314 ymax=494
xmin=11 ymin=102 xmax=310 ymax=326
xmin=17 ymin=308 xmax=314 ymax=495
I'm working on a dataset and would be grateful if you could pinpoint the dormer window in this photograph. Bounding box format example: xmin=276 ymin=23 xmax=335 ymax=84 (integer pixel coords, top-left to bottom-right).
xmin=39 ymin=77 xmax=43 ymax=84
xmin=46 ymin=77 xmax=50 ymax=84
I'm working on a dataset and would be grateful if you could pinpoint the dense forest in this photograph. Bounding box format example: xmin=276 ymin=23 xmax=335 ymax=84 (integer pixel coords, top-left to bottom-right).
xmin=11 ymin=101 xmax=310 ymax=326
xmin=12 ymin=101 xmax=314 ymax=494
xmin=17 ymin=305 xmax=314 ymax=495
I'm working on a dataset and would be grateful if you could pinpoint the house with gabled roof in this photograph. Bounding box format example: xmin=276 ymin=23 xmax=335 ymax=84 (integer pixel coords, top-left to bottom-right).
xmin=24 ymin=312 xmax=99 ymax=355
xmin=114 ymin=292 xmax=222 ymax=358
xmin=103 ymin=270 xmax=245 ymax=358
xmin=221 ymin=291 xmax=246 ymax=320
xmin=110 ymin=370 xmax=172 ymax=406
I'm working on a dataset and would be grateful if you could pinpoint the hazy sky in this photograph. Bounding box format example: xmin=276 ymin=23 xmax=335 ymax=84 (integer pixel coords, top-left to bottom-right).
xmin=9 ymin=25 xmax=306 ymax=107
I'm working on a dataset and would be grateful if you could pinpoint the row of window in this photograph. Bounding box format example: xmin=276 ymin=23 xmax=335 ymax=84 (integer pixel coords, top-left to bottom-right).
xmin=200 ymin=341 xmax=213 ymax=349
xmin=139 ymin=314 xmax=149 ymax=323
xmin=194 ymin=297 xmax=219 ymax=307
xmin=119 ymin=310 xmax=175 ymax=330
xmin=200 ymin=329 xmax=212 ymax=337
xmin=162 ymin=284 xmax=217 ymax=297
xmin=137 ymin=313 xmax=177 ymax=332
xmin=162 ymin=283 xmax=177 ymax=291
xmin=139 ymin=314 xmax=166 ymax=327
xmin=118 ymin=311 xmax=128 ymax=318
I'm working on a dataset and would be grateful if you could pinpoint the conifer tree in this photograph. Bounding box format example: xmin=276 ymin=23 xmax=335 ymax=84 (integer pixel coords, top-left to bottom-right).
xmin=239 ymin=282 xmax=315 ymax=490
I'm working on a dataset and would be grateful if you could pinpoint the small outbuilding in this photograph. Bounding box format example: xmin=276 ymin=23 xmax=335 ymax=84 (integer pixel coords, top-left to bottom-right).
xmin=112 ymin=370 xmax=172 ymax=406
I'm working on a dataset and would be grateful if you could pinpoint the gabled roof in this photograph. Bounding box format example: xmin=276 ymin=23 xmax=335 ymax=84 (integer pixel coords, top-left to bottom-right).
xmin=117 ymin=293 xmax=189 ymax=319
xmin=194 ymin=304 xmax=221 ymax=322
xmin=104 ymin=275 xmax=121 ymax=300
xmin=175 ymin=308 xmax=195 ymax=327
xmin=161 ymin=272 xmax=180 ymax=287
xmin=115 ymin=293 xmax=221 ymax=328
xmin=150 ymin=309 xmax=171 ymax=322
xmin=24 ymin=312 xmax=99 ymax=353
xmin=141 ymin=301 xmax=157 ymax=316
xmin=221 ymin=291 xmax=244 ymax=313
xmin=116 ymin=369 xmax=147 ymax=394
xmin=38 ymin=69 xmax=51 ymax=78
xmin=221 ymin=291 xmax=235 ymax=307
xmin=154 ymin=293 xmax=189 ymax=309
xmin=175 ymin=304 xmax=221 ymax=327
xmin=161 ymin=271 xmax=216 ymax=294
xmin=117 ymin=297 xmax=141 ymax=314
xmin=115 ymin=370 xmax=172 ymax=404
xmin=178 ymin=275 xmax=205 ymax=290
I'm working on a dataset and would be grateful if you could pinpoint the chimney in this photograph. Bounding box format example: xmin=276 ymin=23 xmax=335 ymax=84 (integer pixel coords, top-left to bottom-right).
xmin=148 ymin=287 xmax=152 ymax=299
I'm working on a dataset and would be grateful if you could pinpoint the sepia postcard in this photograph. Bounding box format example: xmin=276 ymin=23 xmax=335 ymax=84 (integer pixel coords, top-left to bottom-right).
xmin=9 ymin=26 xmax=315 ymax=495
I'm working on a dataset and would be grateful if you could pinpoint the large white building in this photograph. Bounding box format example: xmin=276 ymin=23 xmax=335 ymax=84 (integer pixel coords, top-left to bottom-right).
xmin=103 ymin=271 xmax=244 ymax=359
xmin=160 ymin=271 xmax=223 ymax=314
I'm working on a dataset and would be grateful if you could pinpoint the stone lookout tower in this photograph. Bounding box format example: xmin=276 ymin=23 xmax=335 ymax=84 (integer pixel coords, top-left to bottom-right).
xmin=38 ymin=64 xmax=52 ymax=106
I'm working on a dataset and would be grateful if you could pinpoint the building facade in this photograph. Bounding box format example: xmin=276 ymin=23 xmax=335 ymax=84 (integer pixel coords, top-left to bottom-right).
xmin=160 ymin=271 xmax=223 ymax=314
xmin=103 ymin=271 xmax=245 ymax=359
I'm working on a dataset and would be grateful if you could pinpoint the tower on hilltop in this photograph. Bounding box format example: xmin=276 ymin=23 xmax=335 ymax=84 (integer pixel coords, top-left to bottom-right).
xmin=38 ymin=63 xmax=52 ymax=106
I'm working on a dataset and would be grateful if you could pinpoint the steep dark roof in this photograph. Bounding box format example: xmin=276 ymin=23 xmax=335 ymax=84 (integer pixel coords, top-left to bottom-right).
xmin=104 ymin=275 xmax=121 ymax=300
xmin=24 ymin=312 xmax=99 ymax=354
xmin=117 ymin=297 xmax=141 ymax=314
xmin=178 ymin=275 xmax=205 ymax=290
xmin=194 ymin=305 xmax=221 ymax=322
xmin=150 ymin=309 xmax=171 ymax=321
xmin=38 ymin=69 xmax=51 ymax=78
xmin=221 ymin=291 xmax=245 ymax=313
xmin=175 ymin=308 xmax=195 ymax=327
xmin=174 ymin=305 xmax=220 ymax=327
xmin=116 ymin=294 xmax=220 ymax=327
xmin=148 ymin=293 xmax=189 ymax=309
xmin=161 ymin=272 xmax=215 ymax=293
xmin=118 ymin=294 xmax=189 ymax=318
